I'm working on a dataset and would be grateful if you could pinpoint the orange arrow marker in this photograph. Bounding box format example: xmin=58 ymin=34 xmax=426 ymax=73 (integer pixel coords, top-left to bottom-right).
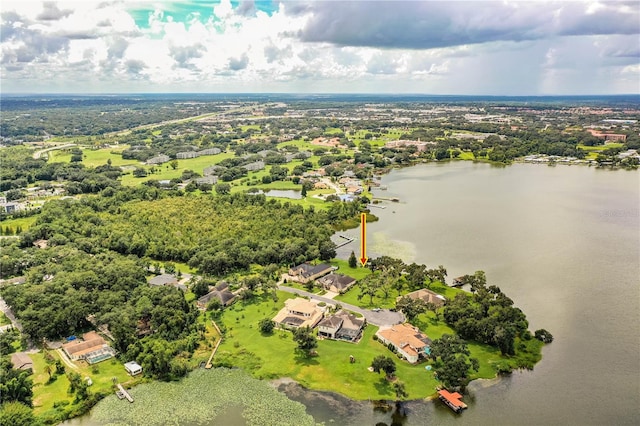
xmin=360 ymin=213 xmax=368 ymax=267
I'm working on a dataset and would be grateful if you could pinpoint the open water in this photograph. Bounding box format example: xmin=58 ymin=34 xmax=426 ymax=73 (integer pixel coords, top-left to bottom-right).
xmin=67 ymin=162 xmax=640 ymax=425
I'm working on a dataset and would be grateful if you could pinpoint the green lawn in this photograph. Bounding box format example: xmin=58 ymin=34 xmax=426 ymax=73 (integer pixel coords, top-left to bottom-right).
xmin=329 ymin=259 xmax=372 ymax=281
xmin=120 ymin=151 xmax=236 ymax=186
xmin=0 ymin=215 xmax=38 ymax=232
xmin=215 ymin=292 xmax=440 ymax=400
xmin=31 ymin=350 xmax=141 ymax=419
xmin=215 ymin=290 xmax=529 ymax=400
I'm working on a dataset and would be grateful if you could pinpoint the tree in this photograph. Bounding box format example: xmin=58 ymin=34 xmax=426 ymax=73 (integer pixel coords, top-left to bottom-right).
xmin=371 ymin=355 xmax=396 ymax=379
xmin=133 ymin=167 xmax=147 ymax=177
xmin=393 ymin=381 xmax=408 ymax=400
xmin=301 ymin=185 xmax=307 ymax=197
xmin=215 ymin=183 xmax=231 ymax=195
xmin=348 ymin=251 xmax=358 ymax=268
xmin=534 ymin=329 xmax=554 ymax=343
xmin=169 ymin=160 xmax=179 ymax=170
xmin=191 ymin=279 xmax=210 ymax=298
xmin=0 ymin=402 xmax=36 ymax=426
xmin=258 ymin=318 xmax=275 ymax=334
xmin=430 ymin=334 xmax=479 ymax=391
xmin=293 ymin=326 xmax=317 ymax=357
xmin=395 ymin=296 xmax=427 ymax=323
xmin=0 ymin=359 xmax=33 ymax=407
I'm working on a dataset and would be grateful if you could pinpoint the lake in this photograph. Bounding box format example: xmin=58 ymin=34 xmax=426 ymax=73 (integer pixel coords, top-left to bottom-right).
xmin=68 ymin=162 xmax=640 ymax=425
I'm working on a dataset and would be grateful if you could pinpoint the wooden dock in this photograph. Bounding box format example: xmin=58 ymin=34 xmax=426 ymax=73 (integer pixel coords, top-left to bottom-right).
xmin=335 ymin=234 xmax=354 ymax=248
xmin=205 ymin=320 xmax=223 ymax=369
xmin=116 ymin=384 xmax=134 ymax=403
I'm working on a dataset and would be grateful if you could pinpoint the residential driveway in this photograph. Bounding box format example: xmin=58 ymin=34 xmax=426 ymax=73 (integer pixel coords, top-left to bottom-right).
xmin=277 ymin=286 xmax=404 ymax=327
xmin=0 ymin=296 xmax=22 ymax=332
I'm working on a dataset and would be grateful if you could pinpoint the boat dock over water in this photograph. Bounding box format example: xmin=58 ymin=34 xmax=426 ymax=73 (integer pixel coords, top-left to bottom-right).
xmin=335 ymin=234 xmax=354 ymax=248
xmin=437 ymin=389 xmax=467 ymax=413
xmin=116 ymin=384 xmax=134 ymax=403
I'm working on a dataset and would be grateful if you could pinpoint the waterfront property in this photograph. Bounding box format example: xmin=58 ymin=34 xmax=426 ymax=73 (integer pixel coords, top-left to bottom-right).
xmin=437 ymin=389 xmax=468 ymax=413
xmin=316 ymin=273 xmax=356 ymax=293
xmin=62 ymin=331 xmax=116 ymax=364
xmin=376 ymin=323 xmax=431 ymax=364
xmin=288 ymin=263 xmax=333 ymax=284
xmin=401 ymin=288 xmax=447 ymax=308
xmin=317 ymin=310 xmax=365 ymax=342
xmin=273 ymin=297 xmax=324 ymax=330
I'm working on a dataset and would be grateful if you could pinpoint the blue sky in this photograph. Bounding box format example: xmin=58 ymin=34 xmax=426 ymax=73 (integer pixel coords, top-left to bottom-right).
xmin=1 ymin=1 xmax=639 ymax=94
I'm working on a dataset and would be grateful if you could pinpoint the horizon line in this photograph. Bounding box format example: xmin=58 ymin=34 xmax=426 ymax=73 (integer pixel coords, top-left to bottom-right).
xmin=2 ymin=92 xmax=639 ymax=97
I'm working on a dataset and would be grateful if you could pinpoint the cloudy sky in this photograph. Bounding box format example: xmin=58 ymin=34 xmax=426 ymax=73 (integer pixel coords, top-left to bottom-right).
xmin=1 ymin=1 xmax=639 ymax=94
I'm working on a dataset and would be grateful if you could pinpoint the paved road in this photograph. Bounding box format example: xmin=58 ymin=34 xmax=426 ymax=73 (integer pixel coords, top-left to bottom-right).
xmin=33 ymin=143 xmax=76 ymax=159
xmin=278 ymin=285 xmax=404 ymax=327
xmin=0 ymin=296 xmax=23 ymax=332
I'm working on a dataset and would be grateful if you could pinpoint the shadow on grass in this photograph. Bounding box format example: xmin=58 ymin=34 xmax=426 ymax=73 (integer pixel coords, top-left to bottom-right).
xmin=294 ymin=353 xmax=320 ymax=366
xmin=373 ymin=376 xmax=392 ymax=396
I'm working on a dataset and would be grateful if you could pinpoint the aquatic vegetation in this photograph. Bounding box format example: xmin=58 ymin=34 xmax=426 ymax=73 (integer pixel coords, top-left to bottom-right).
xmin=91 ymin=369 xmax=317 ymax=426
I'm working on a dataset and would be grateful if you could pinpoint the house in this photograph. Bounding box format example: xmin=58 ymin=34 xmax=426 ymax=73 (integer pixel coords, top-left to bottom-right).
xmin=272 ymin=298 xmax=324 ymax=330
xmin=198 ymin=148 xmax=221 ymax=156
xmin=376 ymin=323 xmax=432 ymax=364
xmin=10 ymin=352 xmax=33 ymax=371
xmin=242 ymin=161 xmax=265 ymax=171
xmin=124 ymin=361 xmax=143 ymax=376
xmin=317 ymin=310 xmax=365 ymax=342
xmin=195 ymin=175 xmax=218 ymax=185
xmin=197 ymin=282 xmax=236 ymax=309
xmin=401 ymin=288 xmax=447 ymax=308
xmin=316 ymin=273 xmax=356 ymax=293
xmin=176 ymin=151 xmax=198 ymax=159
xmin=203 ymin=165 xmax=226 ymax=176
xmin=148 ymin=274 xmax=178 ymax=287
xmin=62 ymin=331 xmax=116 ymax=364
xmin=288 ymin=263 xmax=333 ymax=284
xmin=146 ymin=154 xmax=170 ymax=165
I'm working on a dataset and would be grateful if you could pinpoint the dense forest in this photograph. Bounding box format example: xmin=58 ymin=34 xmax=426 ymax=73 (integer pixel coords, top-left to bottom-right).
xmin=16 ymin=192 xmax=351 ymax=275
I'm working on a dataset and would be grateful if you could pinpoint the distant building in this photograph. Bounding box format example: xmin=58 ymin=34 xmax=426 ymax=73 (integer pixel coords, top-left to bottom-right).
xmin=203 ymin=165 xmax=226 ymax=176
xmin=198 ymin=148 xmax=221 ymax=156
xmin=587 ymin=129 xmax=627 ymax=142
xmin=384 ymin=140 xmax=434 ymax=151
xmin=146 ymin=154 xmax=170 ymax=165
xmin=195 ymin=176 xmax=219 ymax=185
xmin=176 ymin=151 xmax=198 ymax=159
xmin=242 ymin=161 xmax=265 ymax=171
xmin=1 ymin=202 xmax=21 ymax=214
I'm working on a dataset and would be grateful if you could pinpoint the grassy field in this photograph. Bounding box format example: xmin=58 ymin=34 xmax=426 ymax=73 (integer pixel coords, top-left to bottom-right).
xmin=0 ymin=215 xmax=38 ymax=232
xmin=214 ymin=290 xmax=536 ymax=400
xmin=578 ymin=143 xmax=624 ymax=160
xmin=31 ymin=350 xmax=141 ymax=419
xmin=215 ymin=292 xmax=441 ymax=400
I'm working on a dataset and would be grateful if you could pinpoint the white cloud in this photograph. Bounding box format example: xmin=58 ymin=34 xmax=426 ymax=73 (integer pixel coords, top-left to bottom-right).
xmin=1 ymin=1 xmax=639 ymax=94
